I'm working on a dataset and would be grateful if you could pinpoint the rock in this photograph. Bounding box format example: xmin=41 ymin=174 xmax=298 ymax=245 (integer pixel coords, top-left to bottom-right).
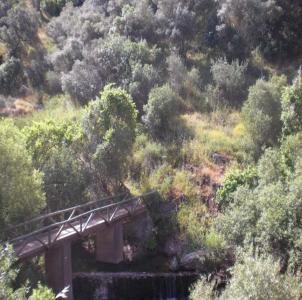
xmin=180 ymin=250 xmax=209 ymax=271
xmin=163 ymin=237 xmax=182 ymax=257
xmin=212 ymin=152 xmax=229 ymax=165
xmin=168 ymin=256 xmax=179 ymax=272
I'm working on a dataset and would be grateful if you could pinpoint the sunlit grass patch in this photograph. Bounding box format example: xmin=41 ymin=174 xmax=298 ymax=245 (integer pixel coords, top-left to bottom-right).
xmin=181 ymin=111 xmax=244 ymax=165
xmin=14 ymin=95 xmax=83 ymax=128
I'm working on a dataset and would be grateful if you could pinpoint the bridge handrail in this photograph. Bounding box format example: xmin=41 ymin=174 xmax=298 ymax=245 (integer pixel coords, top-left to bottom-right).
xmin=5 ymin=193 xmax=128 ymax=233
xmin=8 ymin=191 xmax=157 ymax=245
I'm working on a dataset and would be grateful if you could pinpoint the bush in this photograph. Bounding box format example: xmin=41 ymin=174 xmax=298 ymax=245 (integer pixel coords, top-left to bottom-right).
xmin=0 ymin=57 xmax=22 ymax=95
xmin=131 ymin=133 xmax=166 ymax=178
xmin=23 ymin=119 xmax=87 ymax=210
xmin=143 ymin=84 xmax=180 ymax=139
xmin=0 ymin=120 xmax=45 ymax=236
xmin=281 ymin=73 xmax=302 ymax=136
xmin=62 ymin=60 xmax=102 ymax=105
xmin=209 ymin=58 xmax=247 ymax=108
xmin=217 ymin=167 xmax=258 ymax=209
xmin=41 ymin=0 xmax=83 ymax=16
xmin=190 ymin=251 xmax=302 ymax=300
xmin=45 ymin=71 xmax=62 ymax=95
xmin=242 ymin=76 xmax=287 ymax=158
xmin=0 ymin=245 xmax=55 ymax=300
xmin=215 ymin=147 xmax=302 ymax=268
xmin=177 ymin=202 xmax=211 ymax=250
xmin=82 ymin=85 xmax=137 ymax=191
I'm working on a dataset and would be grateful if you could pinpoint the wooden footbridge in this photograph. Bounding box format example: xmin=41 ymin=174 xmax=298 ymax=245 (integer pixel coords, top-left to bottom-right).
xmin=4 ymin=191 xmax=156 ymax=300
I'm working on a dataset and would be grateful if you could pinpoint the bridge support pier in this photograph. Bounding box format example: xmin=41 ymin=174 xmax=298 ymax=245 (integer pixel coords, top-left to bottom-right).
xmin=95 ymin=222 xmax=124 ymax=264
xmin=45 ymin=241 xmax=73 ymax=300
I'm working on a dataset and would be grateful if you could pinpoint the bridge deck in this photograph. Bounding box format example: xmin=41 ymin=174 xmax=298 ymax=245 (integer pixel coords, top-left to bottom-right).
xmin=4 ymin=192 xmax=155 ymax=260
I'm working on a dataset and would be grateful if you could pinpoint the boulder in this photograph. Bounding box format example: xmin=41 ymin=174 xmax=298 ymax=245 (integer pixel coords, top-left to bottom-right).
xmin=180 ymin=249 xmax=209 ymax=271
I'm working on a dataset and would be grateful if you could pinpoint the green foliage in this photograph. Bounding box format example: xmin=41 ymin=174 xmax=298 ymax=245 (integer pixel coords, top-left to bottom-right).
xmin=281 ymin=74 xmax=302 ymax=136
xmin=242 ymin=76 xmax=287 ymax=158
xmin=0 ymin=120 xmax=45 ymax=236
xmin=280 ymin=132 xmax=302 ymax=175
xmin=41 ymin=0 xmax=82 ymax=16
xmin=0 ymin=245 xmax=27 ymax=300
xmin=177 ymin=202 xmax=211 ymax=250
xmin=0 ymin=245 xmax=54 ymax=300
xmin=23 ymin=119 xmax=82 ymax=163
xmin=28 ymin=283 xmax=55 ymax=300
xmin=208 ymin=58 xmax=248 ymax=108
xmin=130 ymin=133 xmax=166 ymax=178
xmin=217 ymin=166 xmax=258 ymax=209
xmin=190 ymin=251 xmax=302 ymax=300
xmin=215 ymin=148 xmax=302 ymax=269
xmin=23 ymin=120 xmax=86 ymax=210
xmin=140 ymin=164 xmax=174 ymax=196
xmin=82 ymin=84 xmax=137 ymax=189
xmin=143 ymin=84 xmax=180 ymax=139
xmin=0 ymin=57 xmax=22 ymax=95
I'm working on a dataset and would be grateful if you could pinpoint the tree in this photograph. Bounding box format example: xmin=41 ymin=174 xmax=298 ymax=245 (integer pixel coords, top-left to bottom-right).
xmin=281 ymin=73 xmax=302 ymax=136
xmin=217 ymin=0 xmax=274 ymax=49
xmin=41 ymin=0 xmax=84 ymax=16
xmin=142 ymin=84 xmax=180 ymax=139
xmin=0 ymin=57 xmax=22 ymax=95
xmin=214 ymin=147 xmax=302 ymax=270
xmin=242 ymin=76 xmax=286 ymax=158
xmin=61 ymin=60 xmax=102 ymax=105
xmin=190 ymin=251 xmax=302 ymax=300
xmin=113 ymin=1 xmax=157 ymax=43
xmin=217 ymin=0 xmax=302 ymax=61
xmin=23 ymin=120 xmax=88 ymax=211
xmin=0 ymin=120 xmax=45 ymax=238
xmin=155 ymin=0 xmax=196 ymax=55
xmin=209 ymin=57 xmax=247 ymax=108
xmin=82 ymin=84 xmax=137 ymax=192
xmin=0 ymin=4 xmax=39 ymax=54
xmin=0 ymin=245 xmax=55 ymax=300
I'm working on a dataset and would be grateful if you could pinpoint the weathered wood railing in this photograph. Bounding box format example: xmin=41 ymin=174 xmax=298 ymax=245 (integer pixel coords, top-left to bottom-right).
xmin=4 ymin=191 xmax=157 ymax=255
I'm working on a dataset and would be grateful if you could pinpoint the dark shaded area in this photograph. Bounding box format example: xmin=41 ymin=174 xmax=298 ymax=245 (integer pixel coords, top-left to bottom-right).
xmin=73 ymin=273 xmax=198 ymax=300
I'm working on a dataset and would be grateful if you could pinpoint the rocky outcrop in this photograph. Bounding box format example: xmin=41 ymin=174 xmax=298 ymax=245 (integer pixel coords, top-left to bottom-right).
xmin=180 ymin=249 xmax=210 ymax=271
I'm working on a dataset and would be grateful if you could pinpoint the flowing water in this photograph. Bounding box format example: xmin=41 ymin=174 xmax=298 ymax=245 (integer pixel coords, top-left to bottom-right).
xmin=73 ymin=272 xmax=198 ymax=300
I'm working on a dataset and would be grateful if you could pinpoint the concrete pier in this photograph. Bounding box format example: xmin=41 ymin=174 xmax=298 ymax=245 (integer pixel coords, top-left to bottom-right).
xmin=45 ymin=241 xmax=73 ymax=300
xmin=95 ymin=223 xmax=124 ymax=264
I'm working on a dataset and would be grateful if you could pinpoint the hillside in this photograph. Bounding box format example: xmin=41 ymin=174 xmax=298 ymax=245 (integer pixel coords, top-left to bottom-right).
xmin=1 ymin=0 xmax=302 ymax=299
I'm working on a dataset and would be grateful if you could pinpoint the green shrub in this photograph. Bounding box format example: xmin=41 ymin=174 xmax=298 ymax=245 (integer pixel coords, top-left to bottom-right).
xmin=177 ymin=202 xmax=211 ymax=250
xmin=131 ymin=133 xmax=166 ymax=178
xmin=143 ymin=84 xmax=181 ymax=139
xmin=190 ymin=251 xmax=302 ymax=300
xmin=281 ymin=73 xmax=302 ymax=136
xmin=82 ymin=84 xmax=137 ymax=190
xmin=29 ymin=283 xmax=55 ymax=300
xmin=0 ymin=120 xmax=45 ymax=236
xmin=242 ymin=76 xmax=287 ymax=158
xmin=215 ymin=149 xmax=302 ymax=268
xmin=208 ymin=58 xmax=248 ymax=108
xmin=23 ymin=119 xmax=87 ymax=210
xmin=217 ymin=166 xmax=258 ymax=209
xmin=41 ymin=0 xmax=83 ymax=16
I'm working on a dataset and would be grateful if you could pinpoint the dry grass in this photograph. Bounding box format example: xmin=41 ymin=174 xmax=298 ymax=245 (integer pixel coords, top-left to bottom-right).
xmin=38 ymin=27 xmax=57 ymax=54
xmin=181 ymin=111 xmax=245 ymax=165
xmin=14 ymin=95 xmax=83 ymax=128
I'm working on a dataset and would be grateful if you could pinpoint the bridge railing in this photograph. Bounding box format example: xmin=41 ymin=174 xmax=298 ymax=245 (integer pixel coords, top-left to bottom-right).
xmin=6 ymin=191 xmax=157 ymax=255
xmin=4 ymin=193 xmax=128 ymax=240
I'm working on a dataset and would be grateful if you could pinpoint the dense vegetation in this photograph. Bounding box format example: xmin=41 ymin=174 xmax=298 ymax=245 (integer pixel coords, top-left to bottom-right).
xmin=1 ymin=0 xmax=302 ymax=298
